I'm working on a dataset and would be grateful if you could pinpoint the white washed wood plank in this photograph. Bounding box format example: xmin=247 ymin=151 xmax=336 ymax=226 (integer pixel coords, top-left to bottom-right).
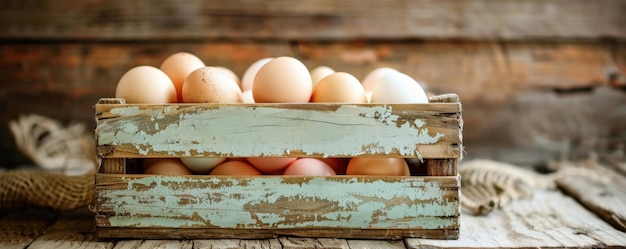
xmin=406 ymin=190 xmax=626 ymax=248
xmin=95 ymin=103 xmax=461 ymax=159
xmin=95 ymin=175 xmax=459 ymax=230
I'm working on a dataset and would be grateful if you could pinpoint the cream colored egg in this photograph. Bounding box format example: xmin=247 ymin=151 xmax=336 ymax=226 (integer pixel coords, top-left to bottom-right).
xmin=160 ymin=52 xmax=206 ymax=102
xmin=311 ymin=72 xmax=367 ymax=103
xmin=180 ymin=157 xmax=226 ymax=174
xmin=253 ymin=56 xmax=312 ymax=103
xmin=370 ymin=72 xmax=429 ymax=104
xmin=310 ymin=66 xmax=335 ymax=87
xmin=115 ymin=66 xmax=177 ymax=104
xmin=241 ymin=58 xmax=272 ymax=92
xmin=182 ymin=66 xmax=243 ymax=103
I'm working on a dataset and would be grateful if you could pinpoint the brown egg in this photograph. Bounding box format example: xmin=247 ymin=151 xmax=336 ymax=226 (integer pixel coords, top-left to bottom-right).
xmin=182 ymin=66 xmax=243 ymax=103
xmin=346 ymin=158 xmax=410 ymax=176
xmin=214 ymin=66 xmax=240 ymax=84
xmin=210 ymin=161 xmax=262 ymax=176
xmin=143 ymin=158 xmax=192 ymax=175
xmin=115 ymin=66 xmax=177 ymax=104
xmin=253 ymin=56 xmax=312 ymax=103
xmin=160 ymin=52 xmax=206 ymax=102
xmin=283 ymin=158 xmax=336 ymax=176
xmin=246 ymin=157 xmax=297 ymax=173
xmin=311 ymin=72 xmax=367 ymax=103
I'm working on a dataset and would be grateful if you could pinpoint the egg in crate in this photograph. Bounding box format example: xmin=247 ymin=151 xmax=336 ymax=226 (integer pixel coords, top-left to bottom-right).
xmin=253 ymin=56 xmax=312 ymax=103
xmin=310 ymin=66 xmax=335 ymax=87
xmin=115 ymin=66 xmax=177 ymax=103
xmin=182 ymin=66 xmax=243 ymax=103
xmin=370 ymin=71 xmax=429 ymax=104
xmin=346 ymin=158 xmax=411 ymax=176
xmin=180 ymin=157 xmax=226 ymax=174
xmin=283 ymin=158 xmax=336 ymax=176
xmin=210 ymin=160 xmax=262 ymax=176
xmin=160 ymin=52 xmax=206 ymax=102
xmin=143 ymin=158 xmax=192 ymax=175
xmin=361 ymin=67 xmax=397 ymax=102
xmin=311 ymin=72 xmax=367 ymax=103
xmin=241 ymin=57 xmax=272 ymax=92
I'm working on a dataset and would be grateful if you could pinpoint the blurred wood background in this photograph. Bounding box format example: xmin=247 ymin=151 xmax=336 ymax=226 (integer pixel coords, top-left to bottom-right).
xmin=1 ymin=0 xmax=625 ymax=167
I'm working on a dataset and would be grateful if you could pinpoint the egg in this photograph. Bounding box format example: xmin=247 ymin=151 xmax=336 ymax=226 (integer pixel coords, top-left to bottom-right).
xmin=370 ymin=72 xmax=429 ymax=104
xmin=180 ymin=157 xmax=226 ymax=174
xmin=214 ymin=66 xmax=240 ymax=84
xmin=210 ymin=161 xmax=262 ymax=176
xmin=242 ymin=90 xmax=255 ymax=103
xmin=283 ymin=158 xmax=336 ymax=176
xmin=310 ymin=66 xmax=335 ymax=87
xmin=241 ymin=58 xmax=272 ymax=92
xmin=247 ymin=157 xmax=297 ymax=173
xmin=182 ymin=66 xmax=243 ymax=103
xmin=115 ymin=66 xmax=177 ymax=103
xmin=346 ymin=158 xmax=410 ymax=176
xmin=143 ymin=158 xmax=192 ymax=175
xmin=253 ymin=56 xmax=312 ymax=103
xmin=361 ymin=67 xmax=397 ymax=102
xmin=160 ymin=52 xmax=206 ymax=102
xmin=311 ymin=72 xmax=367 ymax=103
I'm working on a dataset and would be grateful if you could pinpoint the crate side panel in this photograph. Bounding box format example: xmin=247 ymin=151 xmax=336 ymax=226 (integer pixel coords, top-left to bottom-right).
xmin=95 ymin=104 xmax=461 ymax=158
xmin=95 ymin=175 xmax=459 ymax=230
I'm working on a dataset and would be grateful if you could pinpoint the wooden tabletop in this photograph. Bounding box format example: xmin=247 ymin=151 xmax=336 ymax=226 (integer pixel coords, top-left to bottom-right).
xmin=1 ymin=188 xmax=624 ymax=249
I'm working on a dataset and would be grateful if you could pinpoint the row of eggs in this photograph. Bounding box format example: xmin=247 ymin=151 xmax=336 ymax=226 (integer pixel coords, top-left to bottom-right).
xmin=145 ymin=157 xmax=412 ymax=176
xmin=115 ymin=52 xmax=430 ymax=176
xmin=115 ymin=52 xmax=430 ymax=104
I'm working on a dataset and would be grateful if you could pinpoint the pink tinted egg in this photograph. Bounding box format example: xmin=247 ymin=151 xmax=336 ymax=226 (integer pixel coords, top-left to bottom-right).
xmin=283 ymin=158 xmax=336 ymax=176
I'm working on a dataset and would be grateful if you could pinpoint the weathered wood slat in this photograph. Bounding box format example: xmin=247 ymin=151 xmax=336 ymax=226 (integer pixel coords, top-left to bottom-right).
xmin=94 ymin=174 xmax=459 ymax=239
xmin=406 ymin=190 xmax=626 ymax=248
xmin=95 ymin=101 xmax=462 ymax=159
xmin=556 ymin=173 xmax=626 ymax=232
xmin=1 ymin=0 xmax=624 ymax=41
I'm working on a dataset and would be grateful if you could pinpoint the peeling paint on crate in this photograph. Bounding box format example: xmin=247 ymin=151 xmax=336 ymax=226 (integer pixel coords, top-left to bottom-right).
xmin=98 ymin=176 xmax=457 ymax=229
xmin=98 ymin=105 xmax=444 ymax=158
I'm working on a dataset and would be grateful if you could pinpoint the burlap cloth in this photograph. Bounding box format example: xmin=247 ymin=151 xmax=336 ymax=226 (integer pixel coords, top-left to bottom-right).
xmin=0 ymin=169 xmax=94 ymax=211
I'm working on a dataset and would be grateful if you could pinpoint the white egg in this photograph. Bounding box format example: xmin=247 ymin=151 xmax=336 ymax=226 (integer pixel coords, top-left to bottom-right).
xmin=370 ymin=72 xmax=428 ymax=104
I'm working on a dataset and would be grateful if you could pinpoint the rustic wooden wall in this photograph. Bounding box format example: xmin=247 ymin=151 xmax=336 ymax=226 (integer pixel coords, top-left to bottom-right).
xmin=1 ymin=0 xmax=625 ymax=167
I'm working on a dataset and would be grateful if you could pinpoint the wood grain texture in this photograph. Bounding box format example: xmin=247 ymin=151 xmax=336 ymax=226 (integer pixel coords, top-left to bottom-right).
xmin=279 ymin=237 xmax=349 ymax=249
xmin=0 ymin=209 xmax=56 ymax=249
xmin=406 ymin=190 xmax=626 ymax=248
xmin=556 ymin=173 xmax=626 ymax=232
xmin=95 ymin=101 xmax=462 ymax=159
xmin=1 ymin=0 xmax=624 ymax=41
xmin=94 ymin=174 xmax=460 ymax=239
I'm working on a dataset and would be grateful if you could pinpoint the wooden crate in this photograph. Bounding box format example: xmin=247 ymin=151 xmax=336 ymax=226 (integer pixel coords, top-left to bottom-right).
xmin=93 ymin=94 xmax=463 ymax=240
